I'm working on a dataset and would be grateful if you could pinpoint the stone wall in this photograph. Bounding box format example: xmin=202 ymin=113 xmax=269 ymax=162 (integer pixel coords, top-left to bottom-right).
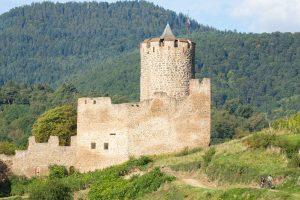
xmin=1 ymin=136 xmax=77 ymax=177
xmin=140 ymin=39 xmax=195 ymax=101
xmin=76 ymin=77 xmax=210 ymax=166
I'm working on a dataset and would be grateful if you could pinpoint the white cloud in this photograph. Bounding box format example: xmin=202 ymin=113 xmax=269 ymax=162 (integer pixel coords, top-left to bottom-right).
xmin=230 ymin=0 xmax=300 ymax=32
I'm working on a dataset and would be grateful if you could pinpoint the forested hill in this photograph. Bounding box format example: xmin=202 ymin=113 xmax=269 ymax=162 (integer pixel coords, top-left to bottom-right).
xmin=0 ymin=1 xmax=208 ymax=85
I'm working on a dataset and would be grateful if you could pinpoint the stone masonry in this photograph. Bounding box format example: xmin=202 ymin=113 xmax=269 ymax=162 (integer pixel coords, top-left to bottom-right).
xmin=0 ymin=25 xmax=211 ymax=177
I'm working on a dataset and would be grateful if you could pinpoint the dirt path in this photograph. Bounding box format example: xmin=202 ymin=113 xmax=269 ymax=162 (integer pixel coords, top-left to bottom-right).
xmin=160 ymin=166 xmax=262 ymax=190
xmin=161 ymin=167 xmax=218 ymax=189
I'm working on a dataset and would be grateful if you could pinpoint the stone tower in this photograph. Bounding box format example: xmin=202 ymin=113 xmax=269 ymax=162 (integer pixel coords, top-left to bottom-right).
xmin=140 ymin=24 xmax=196 ymax=101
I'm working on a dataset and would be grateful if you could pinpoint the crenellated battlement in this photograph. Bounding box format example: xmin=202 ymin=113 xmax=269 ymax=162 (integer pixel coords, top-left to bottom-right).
xmin=27 ymin=136 xmax=77 ymax=150
xmin=189 ymin=78 xmax=211 ymax=95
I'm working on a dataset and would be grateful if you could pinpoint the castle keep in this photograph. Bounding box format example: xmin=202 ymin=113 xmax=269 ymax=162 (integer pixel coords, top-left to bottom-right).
xmin=0 ymin=25 xmax=211 ymax=177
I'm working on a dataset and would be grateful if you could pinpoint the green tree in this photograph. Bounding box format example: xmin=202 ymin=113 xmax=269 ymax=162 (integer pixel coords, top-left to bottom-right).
xmin=49 ymin=165 xmax=68 ymax=179
xmin=0 ymin=141 xmax=16 ymax=155
xmin=32 ymin=105 xmax=76 ymax=146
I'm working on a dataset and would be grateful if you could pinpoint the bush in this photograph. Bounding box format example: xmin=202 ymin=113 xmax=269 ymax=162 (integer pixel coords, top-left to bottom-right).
xmin=245 ymin=132 xmax=275 ymax=149
xmin=0 ymin=141 xmax=16 ymax=155
xmin=49 ymin=165 xmax=68 ymax=179
xmin=10 ymin=176 xmax=31 ymax=196
xmin=32 ymin=105 xmax=76 ymax=146
xmin=272 ymin=113 xmax=300 ymax=133
xmin=29 ymin=179 xmax=72 ymax=200
xmin=202 ymin=147 xmax=216 ymax=167
xmin=288 ymin=154 xmax=300 ymax=168
xmin=273 ymin=135 xmax=300 ymax=158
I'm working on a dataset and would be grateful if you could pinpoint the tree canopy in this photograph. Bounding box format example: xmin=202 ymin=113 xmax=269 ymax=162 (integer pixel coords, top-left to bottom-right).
xmin=32 ymin=105 xmax=77 ymax=146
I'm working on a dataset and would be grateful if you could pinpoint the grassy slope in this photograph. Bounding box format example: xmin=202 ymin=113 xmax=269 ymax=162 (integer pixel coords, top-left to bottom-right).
xmin=141 ymin=129 xmax=300 ymax=200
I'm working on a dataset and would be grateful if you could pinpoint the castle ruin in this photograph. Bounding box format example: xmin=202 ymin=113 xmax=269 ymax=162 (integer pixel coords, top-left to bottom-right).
xmin=0 ymin=25 xmax=211 ymax=177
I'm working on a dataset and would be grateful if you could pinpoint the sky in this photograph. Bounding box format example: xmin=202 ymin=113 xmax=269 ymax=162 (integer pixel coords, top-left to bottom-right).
xmin=0 ymin=0 xmax=299 ymax=33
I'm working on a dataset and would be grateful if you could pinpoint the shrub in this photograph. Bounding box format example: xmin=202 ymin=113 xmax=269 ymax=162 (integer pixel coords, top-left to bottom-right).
xmin=288 ymin=154 xmax=300 ymax=168
xmin=0 ymin=141 xmax=16 ymax=155
xmin=273 ymin=134 xmax=300 ymax=158
xmin=202 ymin=147 xmax=216 ymax=167
xmin=272 ymin=113 xmax=300 ymax=133
xmin=32 ymin=105 xmax=76 ymax=146
xmin=49 ymin=165 xmax=68 ymax=179
xmin=127 ymin=168 xmax=175 ymax=198
xmin=245 ymin=132 xmax=275 ymax=149
xmin=29 ymin=179 xmax=72 ymax=200
xmin=10 ymin=176 xmax=31 ymax=196
xmin=130 ymin=156 xmax=152 ymax=167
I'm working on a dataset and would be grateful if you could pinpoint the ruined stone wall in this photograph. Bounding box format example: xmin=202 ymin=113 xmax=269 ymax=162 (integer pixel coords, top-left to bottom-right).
xmin=2 ymin=136 xmax=77 ymax=177
xmin=140 ymin=39 xmax=195 ymax=101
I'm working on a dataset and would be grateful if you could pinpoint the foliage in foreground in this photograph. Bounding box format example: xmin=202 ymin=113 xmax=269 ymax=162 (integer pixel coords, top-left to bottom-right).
xmin=29 ymin=179 xmax=72 ymax=200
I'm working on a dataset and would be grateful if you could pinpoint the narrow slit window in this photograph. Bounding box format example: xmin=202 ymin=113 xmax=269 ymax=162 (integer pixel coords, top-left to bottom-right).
xmin=91 ymin=142 xmax=96 ymax=149
xmin=159 ymin=39 xmax=164 ymax=47
xmin=153 ymin=47 xmax=155 ymax=52
xmin=174 ymin=40 xmax=178 ymax=47
xmin=104 ymin=143 xmax=109 ymax=150
xmin=110 ymin=133 xmax=116 ymax=136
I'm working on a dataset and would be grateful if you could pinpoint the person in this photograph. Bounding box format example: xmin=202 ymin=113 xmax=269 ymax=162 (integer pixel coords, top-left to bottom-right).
xmin=267 ymin=175 xmax=273 ymax=189
xmin=260 ymin=176 xmax=266 ymax=188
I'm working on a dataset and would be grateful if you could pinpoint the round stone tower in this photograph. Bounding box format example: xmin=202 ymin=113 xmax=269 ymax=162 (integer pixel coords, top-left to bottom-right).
xmin=140 ymin=24 xmax=195 ymax=101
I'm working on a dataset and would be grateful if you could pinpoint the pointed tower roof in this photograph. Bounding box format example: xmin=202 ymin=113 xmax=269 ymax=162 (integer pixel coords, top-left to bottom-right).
xmin=160 ymin=23 xmax=176 ymax=39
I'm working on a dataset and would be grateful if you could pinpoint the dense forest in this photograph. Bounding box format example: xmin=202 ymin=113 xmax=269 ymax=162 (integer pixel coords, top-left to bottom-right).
xmin=0 ymin=1 xmax=205 ymax=85
xmin=0 ymin=1 xmax=299 ymax=147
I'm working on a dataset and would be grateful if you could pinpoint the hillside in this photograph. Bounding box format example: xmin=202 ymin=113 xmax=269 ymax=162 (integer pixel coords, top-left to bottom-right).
xmin=0 ymin=1 xmax=205 ymax=86
xmin=1 ymin=114 xmax=299 ymax=199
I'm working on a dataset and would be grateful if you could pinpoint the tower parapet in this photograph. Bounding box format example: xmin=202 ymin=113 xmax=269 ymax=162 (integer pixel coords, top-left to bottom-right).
xmin=140 ymin=24 xmax=195 ymax=101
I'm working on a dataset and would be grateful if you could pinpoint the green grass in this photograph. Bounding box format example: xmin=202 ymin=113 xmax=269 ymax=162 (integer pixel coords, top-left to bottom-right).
xmin=141 ymin=182 xmax=297 ymax=200
xmin=206 ymin=149 xmax=287 ymax=184
xmin=169 ymin=161 xmax=201 ymax=172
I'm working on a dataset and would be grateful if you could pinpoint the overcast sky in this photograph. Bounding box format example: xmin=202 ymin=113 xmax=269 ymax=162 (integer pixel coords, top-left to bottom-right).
xmin=0 ymin=0 xmax=299 ymax=33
